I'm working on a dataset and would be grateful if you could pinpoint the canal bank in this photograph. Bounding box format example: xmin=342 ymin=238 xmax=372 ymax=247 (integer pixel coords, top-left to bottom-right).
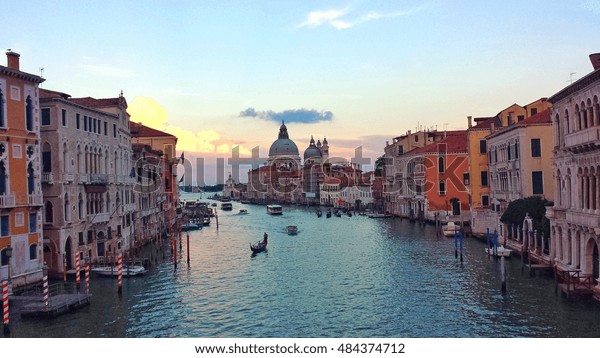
xmin=3 ymin=200 xmax=600 ymax=338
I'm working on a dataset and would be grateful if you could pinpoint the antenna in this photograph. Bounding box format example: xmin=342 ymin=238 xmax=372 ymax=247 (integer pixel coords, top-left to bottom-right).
xmin=568 ymin=72 xmax=577 ymax=84
xmin=39 ymin=67 xmax=44 ymax=78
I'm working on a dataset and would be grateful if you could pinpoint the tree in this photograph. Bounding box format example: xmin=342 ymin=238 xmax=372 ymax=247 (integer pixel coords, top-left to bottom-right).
xmin=500 ymin=196 xmax=550 ymax=238
xmin=375 ymin=156 xmax=388 ymax=176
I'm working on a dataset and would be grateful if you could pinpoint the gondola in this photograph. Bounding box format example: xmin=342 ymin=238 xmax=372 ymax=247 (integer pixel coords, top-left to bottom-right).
xmin=326 ymin=209 xmax=332 ymax=218
xmin=316 ymin=209 xmax=322 ymax=218
xmin=250 ymin=234 xmax=268 ymax=253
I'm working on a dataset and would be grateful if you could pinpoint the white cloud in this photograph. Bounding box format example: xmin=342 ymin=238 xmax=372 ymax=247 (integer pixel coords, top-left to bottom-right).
xmin=297 ymin=5 xmax=424 ymax=30
xmin=582 ymin=0 xmax=600 ymax=14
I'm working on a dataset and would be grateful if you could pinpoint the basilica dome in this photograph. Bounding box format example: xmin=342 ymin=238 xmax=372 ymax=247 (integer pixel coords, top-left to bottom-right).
xmin=303 ymin=136 xmax=322 ymax=159
xmin=269 ymin=122 xmax=299 ymax=157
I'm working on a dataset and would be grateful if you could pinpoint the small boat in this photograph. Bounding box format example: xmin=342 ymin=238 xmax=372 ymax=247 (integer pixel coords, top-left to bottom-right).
xmin=241 ymin=200 xmax=251 ymax=204
xmin=347 ymin=211 xmax=353 ymax=217
xmin=485 ymin=245 xmax=512 ymax=258
xmin=181 ymin=223 xmax=201 ymax=231
xmin=221 ymin=202 xmax=233 ymax=211
xmin=316 ymin=209 xmax=322 ymax=218
xmin=368 ymin=213 xmax=391 ymax=218
xmin=286 ymin=225 xmax=298 ymax=235
xmin=238 ymin=209 xmax=248 ymax=214
xmin=442 ymin=222 xmax=460 ymax=237
xmin=326 ymin=209 xmax=332 ymax=218
xmin=266 ymin=205 xmax=283 ymax=215
xmin=211 ymin=203 xmax=217 ymax=207
xmin=202 ymin=216 xmax=211 ymax=226
xmin=334 ymin=210 xmax=341 ymax=217
xmin=250 ymin=235 xmax=268 ymax=253
xmin=91 ymin=265 xmax=147 ymax=277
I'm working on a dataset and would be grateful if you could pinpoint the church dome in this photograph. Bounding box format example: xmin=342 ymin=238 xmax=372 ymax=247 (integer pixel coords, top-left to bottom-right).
xmin=303 ymin=136 xmax=322 ymax=159
xmin=269 ymin=122 xmax=299 ymax=157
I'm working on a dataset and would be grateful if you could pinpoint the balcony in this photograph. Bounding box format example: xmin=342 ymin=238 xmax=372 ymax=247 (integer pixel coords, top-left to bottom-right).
xmin=63 ymin=173 xmax=75 ymax=183
xmin=87 ymin=212 xmax=110 ymax=224
xmin=0 ymin=194 xmax=16 ymax=208
xmin=564 ymin=127 xmax=600 ymax=153
xmin=566 ymin=210 xmax=600 ymax=229
xmin=79 ymin=173 xmax=89 ymax=184
xmin=28 ymin=193 xmax=43 ymax=206
xmin=90 ymin=174 xmax=107 ymax=184
xmin=41 ymin=172 xmax=54 ymax=184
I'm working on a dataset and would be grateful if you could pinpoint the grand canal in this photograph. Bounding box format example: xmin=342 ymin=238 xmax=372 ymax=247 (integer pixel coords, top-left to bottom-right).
xmin=8 ymin=195 xmax=600 ymax=338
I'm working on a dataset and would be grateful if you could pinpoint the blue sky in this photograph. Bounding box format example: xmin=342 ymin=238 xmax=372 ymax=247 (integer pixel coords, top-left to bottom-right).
xmin=3 ymin=0 xmax=600 ymax=182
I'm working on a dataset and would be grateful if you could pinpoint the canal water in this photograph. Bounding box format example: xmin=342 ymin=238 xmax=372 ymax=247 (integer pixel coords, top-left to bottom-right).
xmin=7 ymin=195 xmax=600 ymax=338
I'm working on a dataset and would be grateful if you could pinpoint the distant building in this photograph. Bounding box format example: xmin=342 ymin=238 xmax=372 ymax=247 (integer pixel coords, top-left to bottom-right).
xmin=0 ymin=51 xmax=45 ymax=287
xmin=547 ymin=53 xmax=600 ymax=295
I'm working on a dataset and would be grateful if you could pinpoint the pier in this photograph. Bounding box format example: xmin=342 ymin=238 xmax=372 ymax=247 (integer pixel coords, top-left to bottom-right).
xmin=10 ymin=282 xmax=90 ymax=318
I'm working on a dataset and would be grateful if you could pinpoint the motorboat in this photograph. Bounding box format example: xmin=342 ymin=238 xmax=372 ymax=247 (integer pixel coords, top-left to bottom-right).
xmin=286 ymin=225 xmax=298 ymax=235
xmin=238 ymin=209 xmax=248 ymax=214
xmin=266 ymin=205 xmax=283 ymax=215
xmin=181 ymin=223 xmax=201 ymax=231
xmin=368 ymin=213 xmax=391 ymax=218
xmin=91 ymin=265 xmax=147 ymax=277
xmin=221 ymin=202 xmax=233 ymax=211
xmin=485 ymin=245 xmax=512 ymax=258
xmin=442 ymin=222 xmax=460 ymax=237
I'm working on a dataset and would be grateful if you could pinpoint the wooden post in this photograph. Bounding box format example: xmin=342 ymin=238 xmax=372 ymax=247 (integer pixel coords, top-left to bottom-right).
xmin=172 ymin=227 xmax=177 ymax=270
xmin=459 ymin=232 xmax=463 ymax=262
xmin=187 ymin=232 xmax=190 ymax=266
xmin=2 ymin=280 xmax=9 ymax=336
xmin=501 ymin=255 xmax=507 ymax=295
xmin=216 ymin=210 xmax=219 ymax=230
xmin=454 ymin=229 xmax=458 ymax=258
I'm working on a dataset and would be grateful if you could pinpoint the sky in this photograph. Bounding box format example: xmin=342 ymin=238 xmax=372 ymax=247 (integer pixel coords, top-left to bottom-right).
xmin=3 ymin=0 xmax=600 ymax=183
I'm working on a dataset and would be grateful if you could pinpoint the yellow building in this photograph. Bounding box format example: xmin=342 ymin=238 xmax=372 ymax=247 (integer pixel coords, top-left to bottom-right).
xmin=0 ymin=52 xmax=45 ymax=287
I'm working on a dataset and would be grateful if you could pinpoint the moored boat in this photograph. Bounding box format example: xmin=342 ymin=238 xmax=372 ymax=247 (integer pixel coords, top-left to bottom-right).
xmin=442 ymin=222 xmax=460 ymax=237
xmin=91 ymin=265 xmax=147 ymax=277
xmin=485 ymin=245 xmax=512 ymax=257
xmin=181 ymin=223 xmax=201 ymax=231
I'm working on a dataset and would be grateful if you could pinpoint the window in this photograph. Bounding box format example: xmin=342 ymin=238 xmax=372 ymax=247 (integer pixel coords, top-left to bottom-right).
xmin=479 ymin=140 xmax=487 ymax=154
xmin=41 ymin=108 xmax=51 ymax=125
xmin=481 ymin=171 xmax=488 ymax=186
xmin=482 ymin=195 xmax=489 ymax=207
xmin=0 ymin=89 xmax=5 ymax=127
xmin=84 ymin=116 xmax=88 ymax=131
xmin=532 ymin=171 xmax=543 ymax=194
xmin=517 ymin=115 xmax=525 ymax=122
xmin=0 ymin=215 xmax=9 ymax=236
xmin=25 ymin=96 xmax=33 ymax=131
xmin=45 ymin=201 xmax=54 ymax=224
xmin=79 ymin=232 xmax=84 ymax=245
xmin=531 ymin=138 xmax=541 ymax=157
xmin=42 ymin=143 xmax=52 ymax=172
xmin=531 ymin=108 xmax=537 ymax=116
xmin=113 ymin=123 xmax=117 ymax=137
xmin=515 ymin=142 xmax=519 ymax=159
xmin=76 ymin=113 xmax=80 ymax=129
xmin=439 ymin=180 xmax=446 ymax=195
xmin=507 ymin=145 xmax=512 ymax=160
xmin=438 ymin=157 xmax=445 ymax=173
xmin=0 ymin=161 xmax=6 ymax=195
xmin=1 ymin=249 xmax=8 ymax=265
xmin=104 ymin=122 xmax=108 ymax=136
xmin=27 ymin=162 xmax=35 ymax=194
xmin=29 ymin=244 xmax=37 ymax=260
xmin=463 ymin=173 xmax=470 ymax=186
xmin=93 ymin=118 xmax=97 ymax=133
xmin=29 ymin=212 xmax=37 ymax=233
xmin=62 ymin=109 xmax=67 ymax=126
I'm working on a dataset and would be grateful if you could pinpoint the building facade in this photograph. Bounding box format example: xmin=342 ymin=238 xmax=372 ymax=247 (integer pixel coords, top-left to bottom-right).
xmin=0 ymin=52 xmax=45 ymax=287
xmin=547 ymin=54 xmax=600 ymax=295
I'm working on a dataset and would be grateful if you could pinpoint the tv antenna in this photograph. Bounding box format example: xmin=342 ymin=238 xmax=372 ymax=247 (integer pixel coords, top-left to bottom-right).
xmin=567 ymin=72 xmax=577 ymax=84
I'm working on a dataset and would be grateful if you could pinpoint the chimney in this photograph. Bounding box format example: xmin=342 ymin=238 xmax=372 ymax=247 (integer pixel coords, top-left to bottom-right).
xmin=491 ymin=122 xmax=495 ymax=132
xmin=6 ymin=51 xmax=20 ymax=70
xmin=467 ymin=116 xmax=472 ymax=128
xmin=590 ymin=53 xmax=600 ymax=71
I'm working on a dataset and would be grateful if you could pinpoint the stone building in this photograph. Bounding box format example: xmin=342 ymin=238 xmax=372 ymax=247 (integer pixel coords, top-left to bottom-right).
xmin=547 ymin=53 xmax=600 ymax=295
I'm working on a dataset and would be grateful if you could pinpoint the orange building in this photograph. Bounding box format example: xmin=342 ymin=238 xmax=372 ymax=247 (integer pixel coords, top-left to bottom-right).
xmin=0 ymin=52 xmax=45 ymax=287
xmin=415 ymin=131 xmax=470 ymax=223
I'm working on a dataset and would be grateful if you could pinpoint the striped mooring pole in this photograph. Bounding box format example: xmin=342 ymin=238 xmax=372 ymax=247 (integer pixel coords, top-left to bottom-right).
xmin=85 ymin=262 xmax=90 ymax=295
xmin=75 ymin=253 xmax=81 ymax=286
xmin=2 ymin=280 xmax=9 ymax=335
xmin=117 ymin=253 xmax=123 ymax=295
xmin=43 ymin=262 xmax=49 ymax=311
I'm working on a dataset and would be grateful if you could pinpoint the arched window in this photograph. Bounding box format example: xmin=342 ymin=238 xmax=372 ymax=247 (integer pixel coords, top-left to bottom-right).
xmin=25 ymin=95 xmax=33 ymax=131
xmin=63 ymin=143 xmax=68 ymax=172
xmin=0 ymin=89 xmax=5 ymax=128
xmin=42 ymin=142 xmax=52 ymax=172
xmin=565 ymin=109 xmax=570 ymax=134
xmin=45 ymin=201 xmax=54 ymax=224
xmin=0 ymin=160 xmax=6 ymax=195
xmin=27 ymin=162 xmax=35 ymax=194
xmin=29 ymin=244 xmax=37 ymax=260
xmin=78 ymin=193 xmax=84 ymax=220
xmin=64 ymin=193 xmax=71 ymax=222
xmin=438 ymin=157 xmax=445 ymax=173
xmin=76 ymin=145 xmax=81 ymax=173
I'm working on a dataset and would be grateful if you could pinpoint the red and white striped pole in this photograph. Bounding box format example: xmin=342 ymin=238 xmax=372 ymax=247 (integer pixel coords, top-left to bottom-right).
xmin=2 ymin=280 xmax=9 ymax=335
xmin=75 ymin=253 xmax=81 ymax=287
xmin=43 ymin=262 xmax=49 ymax=311
xmin=117 ymin=253 xmax=123 ymax=295
xmin=85 ymin=262 xmax=90 ymax=295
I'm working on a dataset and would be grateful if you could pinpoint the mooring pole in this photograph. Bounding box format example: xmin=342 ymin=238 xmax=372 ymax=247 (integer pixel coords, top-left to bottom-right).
xmin=454 ymin=228 xmax=458 ymax=258
xmin=117 ymin=252 xmax=123 ymax=295
xmin=187 ymin=232 xmax=190 ymax=266
xmin=459 ymin=232 xmax=464 ymax=262
xmin=3 ymin=280 xmax=9 ymax=336
xmin=501 ymin=255 xmax=507 ymax=295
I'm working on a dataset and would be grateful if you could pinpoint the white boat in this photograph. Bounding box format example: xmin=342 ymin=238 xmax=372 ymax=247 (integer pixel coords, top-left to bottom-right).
xmin=90 ymin=265 xmax=147 ymax=277
xmin=368 ymin=213 xmax=391 ymax=218
xmin=238 ymin=209 xmax=248 ymax=214
xmin=485 ymin=245 xmax=512 ymax=257
xmin=286 ymin=225 xmax=298 ymax=235
xmin=442 ymin=222 xmax=460 ymax=237
xmin=266 ymin=205 xmax=283 ymax=215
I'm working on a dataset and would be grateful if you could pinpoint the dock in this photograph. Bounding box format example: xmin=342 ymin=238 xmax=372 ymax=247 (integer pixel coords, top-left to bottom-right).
xmin=10 ymin=282 xmax=90 ymax=318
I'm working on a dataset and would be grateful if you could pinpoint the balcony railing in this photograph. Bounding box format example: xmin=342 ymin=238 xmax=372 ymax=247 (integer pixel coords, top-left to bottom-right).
xmin=90 ymin=174 xmax=107 ymax=184
xmin=41 ymin=172 xmax=54 ymax=184
xmin=0 ymin=194 xmax=16 ymax=208
xmin=87 ymin=212 xmax=110 ymax=224
xmin=63 ymin=173 xmax=75 ymax=183
xmin=565 ymin=127 xmax=600 ymax=150
xmin=566 ymin=210 xmax=600 ymax=229
xmin=79 ymin=174 xmax=89 ymax=184
xmin=28 ymin=193 xmax=43 ymax=206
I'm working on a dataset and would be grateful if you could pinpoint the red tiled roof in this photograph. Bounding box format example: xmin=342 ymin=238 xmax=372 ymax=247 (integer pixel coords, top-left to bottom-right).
xmin=130 ymin=122 xmax=176 ymax=138
xmin=70 ymin=96 xmax=126 ymax=108
xmin=324 ymin=178 xmax=341 ymax=185
xmin=470 ymin=116 xmax=501 ymax=130
xmin=39 ymin=88 xmax=70 ymax=99
xmin=413 ymin=131 xmax=468 ymax=154
xmin=518 ymin=109 xmax=551 ymax=125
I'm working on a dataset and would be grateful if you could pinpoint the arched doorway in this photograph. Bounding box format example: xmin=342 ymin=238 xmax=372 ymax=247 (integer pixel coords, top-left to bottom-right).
xmin=65 ymin=237 xmax=73 ymax=270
